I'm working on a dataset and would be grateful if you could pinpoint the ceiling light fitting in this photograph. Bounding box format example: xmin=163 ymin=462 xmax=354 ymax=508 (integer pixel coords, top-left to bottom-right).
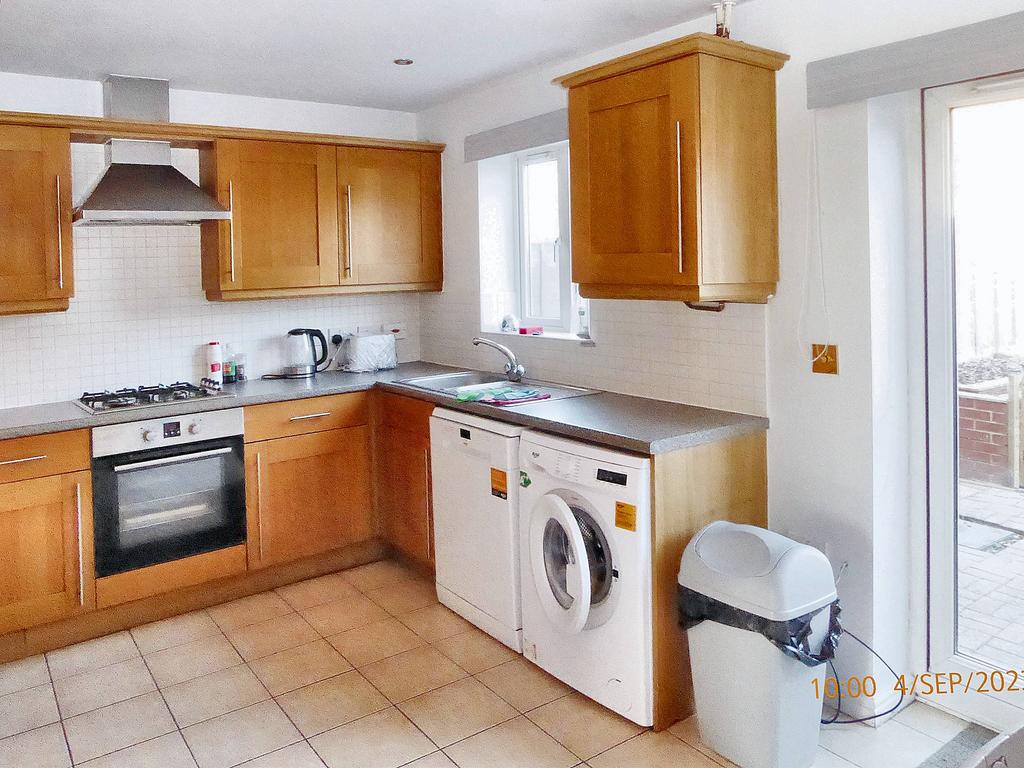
xmin=393 ymin=58 xmax=414 ymax=66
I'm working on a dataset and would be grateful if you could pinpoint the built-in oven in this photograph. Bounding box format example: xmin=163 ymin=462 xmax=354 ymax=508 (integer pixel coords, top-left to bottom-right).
xmin=91 ymin=408 xmax=246 ymax=577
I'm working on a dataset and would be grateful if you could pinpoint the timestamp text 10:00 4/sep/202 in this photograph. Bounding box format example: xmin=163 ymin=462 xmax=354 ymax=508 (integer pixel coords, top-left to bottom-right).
xmin=812 ymin=670 xmax=1024 ymax=700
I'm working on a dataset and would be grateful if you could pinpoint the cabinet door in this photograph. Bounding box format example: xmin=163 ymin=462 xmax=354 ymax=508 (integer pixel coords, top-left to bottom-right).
xmin=377 ymin=424 xmax=432 ymax=565
xmin=0 ymin=125 xmax=73 ymax=310
xmin=0 ymin=471 xmax=94 ymax=634
xmin=246 ymin=427 xmax=372 ymax=568
xmin=568 ymin=60 xmax=698 ymax=288
xmin=211 ymin=139 xmax=340 ymax=290
xmin=337 ymin=147 xmax=442 ymax=286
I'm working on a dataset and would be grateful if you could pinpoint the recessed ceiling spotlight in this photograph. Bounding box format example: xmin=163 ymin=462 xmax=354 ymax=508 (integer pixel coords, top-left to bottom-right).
xmin=393 ymin=58 xmax=414 ymax=66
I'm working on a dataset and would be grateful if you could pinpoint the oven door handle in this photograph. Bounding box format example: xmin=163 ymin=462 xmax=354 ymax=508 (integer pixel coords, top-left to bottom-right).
xmin=112 ymin=447 xmax=234 ymax=473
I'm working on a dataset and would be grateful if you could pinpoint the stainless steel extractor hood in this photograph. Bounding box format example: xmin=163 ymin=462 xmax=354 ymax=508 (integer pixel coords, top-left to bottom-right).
xmin=73 ymin=76 xmax=231 ymax=225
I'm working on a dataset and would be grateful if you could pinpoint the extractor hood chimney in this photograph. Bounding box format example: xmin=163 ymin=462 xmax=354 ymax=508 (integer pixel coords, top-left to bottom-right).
xmin=73 ymin=76 xmax=231 ymax=225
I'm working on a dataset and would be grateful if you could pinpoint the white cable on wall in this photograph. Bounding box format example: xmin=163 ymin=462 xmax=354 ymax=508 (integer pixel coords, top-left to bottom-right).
xmin=797 ymin=110 xmax=833 ymax=364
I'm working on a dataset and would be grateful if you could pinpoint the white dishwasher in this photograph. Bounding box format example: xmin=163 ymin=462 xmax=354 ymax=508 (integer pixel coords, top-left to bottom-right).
xmin=430 ymin=408 xmax=525 ymax=651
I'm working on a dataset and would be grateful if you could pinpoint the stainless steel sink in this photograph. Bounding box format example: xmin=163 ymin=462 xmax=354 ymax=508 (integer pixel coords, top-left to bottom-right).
xmin=399 ymin=371 xmax=595 ymax=403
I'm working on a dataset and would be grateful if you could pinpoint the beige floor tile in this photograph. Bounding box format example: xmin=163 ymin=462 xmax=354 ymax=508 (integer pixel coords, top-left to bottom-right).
xmin=398 ymin=677 xmax=516 ymax=747
xmin=0 ymin=723 xmax=70 ymax=768
xmin=53 ymin=656 xmax=155 ymax=718
xmin=207 ymin=592 xmax=293 ymax=632
xmin=237 ymin=741 xmax=327 ymax=767
xmin=46 ymin=631 xmax=139 ymax=680
xmin=145 ymin=634 xmax=243 ymax=688
xmin=276 ymin=572 xmax=362 ymax=610
xmin=400 ymin=604 xmax=474 ymax=642
xmin=328 ymin=618 xmax=425 ymax=667
xmin=443 ymin=716 xmax=577 ymax=768
xmin=301 ymin=593 xmax=391 ymax=636
xmin=162 ymin=664 xmax=270 ymax=728
xmin=63 ymin=691 xmax=175 ymax=764
xmin=526 ymin=692 xmax=644 ymax=760
xmin=589 ymin=731 xmax=721 ymax=768
xmin=131 ymin=611 xmax=221 ymax=655
xmin=366 ymin=579 xmax=439 ymax=616
xmin=0 ymin=683 xmax=59 ymax=739
xmin=182 ymin=700 xmax=301 ymax=768
xmin=249 ymin=639 xmax=352 ymax=696
xmin=342 ymin=560 xmax=419 ymax=592
xmin=818 ymin=720 xmax=944 ymax=768
xmin=432 ymin=629 xmax=517 ymax=674
xmin=361 ymin=645 xmax=467 ymax=703
xmin=78 ymin=731 xmax=197 ymax=768
xmin=226 ymin=613 xmax=320 ymax=661
xmin=310 ymin=707 xmax=434 ymax=768
xmin=404 ymin=753 xmax=457 ymax=768
xmin=893 ymin=701 xmax=969 ymax=742
xmin=668 ymin=716 xmax=737 ymax=767
xmin=474 ymin=659 xmax=571 ymax=712
xmin=0 ymin=655 xmax=49 ymax=697
xmin=278 ymin=669 xmax=390 ymax=737
xmin=810 ymin=748 xmax=861 ymax=767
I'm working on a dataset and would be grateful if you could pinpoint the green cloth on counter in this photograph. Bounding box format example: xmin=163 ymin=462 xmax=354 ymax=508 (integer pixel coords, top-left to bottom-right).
xmin=455 ymin=386 xmax=540 ymax=403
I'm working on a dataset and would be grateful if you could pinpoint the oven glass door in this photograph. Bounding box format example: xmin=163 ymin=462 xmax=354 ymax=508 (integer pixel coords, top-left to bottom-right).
xmin=93 ymin=436 xmax=246 ymax=577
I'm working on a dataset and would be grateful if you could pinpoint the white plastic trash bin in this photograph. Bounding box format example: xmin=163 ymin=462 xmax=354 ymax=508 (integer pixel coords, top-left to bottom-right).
xmin=677 ymin=522 xmax=837 ymax=768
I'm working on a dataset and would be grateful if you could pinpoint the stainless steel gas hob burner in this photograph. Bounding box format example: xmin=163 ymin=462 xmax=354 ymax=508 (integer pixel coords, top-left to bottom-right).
xmin=76 ymin=382 xmax=235 ymax=414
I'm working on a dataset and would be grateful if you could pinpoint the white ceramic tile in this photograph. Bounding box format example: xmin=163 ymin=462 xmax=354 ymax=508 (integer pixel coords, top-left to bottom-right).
xmin=818 ymin=720 xmax=944 ymax=768
xmin=63 ymin=691 xmax=176 ymax=764
xmin=53 ymin=657 xmax=156 ymax=718
xmin=0 ymin=655 xmax=49 ymax=698
xmin=131 ymin=611 xmax=222 ymax=655
xmin=77 ymin=732 xmax=198 ymax=768
xmin=0 ymin=723 xmax=71 ymax=768
xmin=0 ymin=683 xmax=60 ymax=739
xmin=893 ymin=701 xmax=970 ymax=742
xmin=0 ymin=211 xmax=423 ymax=409
xmin=181 ymin=700 xmax=301 ymax=768
xmin=46 ymin=632 xmax=139 ymax=681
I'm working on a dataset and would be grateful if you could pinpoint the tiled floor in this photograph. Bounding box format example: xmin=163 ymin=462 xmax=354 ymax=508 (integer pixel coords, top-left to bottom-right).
xmin=0 ymin=560 xmax=979 ymax=768
xmin=958 ymin=480 xmax=1024 ymax=666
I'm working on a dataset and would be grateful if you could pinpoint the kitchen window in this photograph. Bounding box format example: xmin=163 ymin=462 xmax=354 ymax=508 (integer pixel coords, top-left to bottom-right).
xmin=478 ymin=140 xmax=590 ymax=339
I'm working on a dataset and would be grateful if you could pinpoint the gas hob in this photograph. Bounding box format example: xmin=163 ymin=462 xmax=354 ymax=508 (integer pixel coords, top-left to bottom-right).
xmin=76 ymin=381 xmax=234 ymax=414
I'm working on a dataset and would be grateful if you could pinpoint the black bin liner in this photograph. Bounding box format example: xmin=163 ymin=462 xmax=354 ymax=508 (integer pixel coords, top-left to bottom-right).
xmin=678 ymin=585 xmax=843 ymax=668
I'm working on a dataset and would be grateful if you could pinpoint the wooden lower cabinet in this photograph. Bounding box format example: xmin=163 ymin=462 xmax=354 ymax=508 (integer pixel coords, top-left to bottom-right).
xmin=246 ymin=426 xmax=373 ymax=568
xmin=0 ymin=470 xmax=94 ymax=634
xmin=373 ymin=392 xmax=435 ymax=567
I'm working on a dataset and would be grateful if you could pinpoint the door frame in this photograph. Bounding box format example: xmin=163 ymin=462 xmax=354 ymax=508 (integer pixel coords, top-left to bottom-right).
xmin=924 ymin=77 xmax=1024 ymax=729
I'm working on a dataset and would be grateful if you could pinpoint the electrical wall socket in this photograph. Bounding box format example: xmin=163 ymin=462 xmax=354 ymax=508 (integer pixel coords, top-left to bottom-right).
xmin=357 ymin=324 xmax=381 ymax=334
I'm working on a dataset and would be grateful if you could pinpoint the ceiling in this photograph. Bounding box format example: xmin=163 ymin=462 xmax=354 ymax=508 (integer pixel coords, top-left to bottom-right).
xmin=0 ymin=0 xmax=719 ymax=112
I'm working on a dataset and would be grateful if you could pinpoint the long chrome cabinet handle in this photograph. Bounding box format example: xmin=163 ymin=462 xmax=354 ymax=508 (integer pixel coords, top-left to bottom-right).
xmin=56 ymin=175 xmax=64 ymax=289
xmin=344 ymin=184 xmax=353 ymax=277
xmin=289 ymin=412 xmax=331 ymax=422
xmin=256 ymin=453 xmax=264 ymax=561
xmin=113 ymin=447 xmax=233 ymax=473
xmin=675 ymin=120 xmax=683 ymax=274
xmin=228 ymin=181 xmax=236 ymax=282
xmin=75 ymin=482 xmax=84 ymax=606
xmin=0 ymin=454 xmax=47 ymax=467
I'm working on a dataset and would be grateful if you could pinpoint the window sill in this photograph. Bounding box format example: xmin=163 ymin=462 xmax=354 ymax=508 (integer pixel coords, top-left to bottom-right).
xmin=481 ymin=329 xmax=596 ymax=346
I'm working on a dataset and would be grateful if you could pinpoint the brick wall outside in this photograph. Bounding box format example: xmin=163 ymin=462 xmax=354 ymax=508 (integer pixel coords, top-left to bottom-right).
xmin=959 ymin=395 xmax=1012 ymax=486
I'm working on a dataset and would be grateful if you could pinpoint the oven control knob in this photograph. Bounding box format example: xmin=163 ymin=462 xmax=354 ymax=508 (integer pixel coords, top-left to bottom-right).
xmin=188 ymin=422 xmax=201 ymax=435
xmin=142 ymin=429 xmax=156 ymax=443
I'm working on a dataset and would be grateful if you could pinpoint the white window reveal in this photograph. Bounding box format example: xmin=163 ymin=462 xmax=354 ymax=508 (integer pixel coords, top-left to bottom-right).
xmin=477 ymin=140 xmax=590 ymax=340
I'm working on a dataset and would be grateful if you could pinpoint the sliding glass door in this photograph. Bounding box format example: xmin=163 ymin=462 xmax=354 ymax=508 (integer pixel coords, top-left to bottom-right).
xmin=926 ymin=77 xmax=1024 ymax=728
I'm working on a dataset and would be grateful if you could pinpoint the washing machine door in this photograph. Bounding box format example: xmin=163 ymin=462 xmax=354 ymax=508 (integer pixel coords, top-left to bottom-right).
xmin=529 ymin=494 xmax=593 ymax=634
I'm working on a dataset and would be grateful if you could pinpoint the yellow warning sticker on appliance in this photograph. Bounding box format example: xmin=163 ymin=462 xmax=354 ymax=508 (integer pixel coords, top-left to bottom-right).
xmin=491 ymin=468 xmax=509 ymax=499
xmin=615 ymin=501 xmax=637 ymax=531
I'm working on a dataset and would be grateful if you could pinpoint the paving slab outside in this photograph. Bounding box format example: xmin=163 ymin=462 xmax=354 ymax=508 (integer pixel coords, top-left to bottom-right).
xmin=957 ymin=480 xmax=1024 ymax=667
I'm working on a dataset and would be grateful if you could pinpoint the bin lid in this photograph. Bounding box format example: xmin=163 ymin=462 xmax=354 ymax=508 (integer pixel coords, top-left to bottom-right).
xmin=677 ymin=521 xmax=837 ymax=622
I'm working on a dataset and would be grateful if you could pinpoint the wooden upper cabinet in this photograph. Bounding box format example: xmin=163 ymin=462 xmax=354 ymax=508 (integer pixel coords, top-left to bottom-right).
xmin=201 ymin=139 xmax=340 ymax=294
xmin=0 ymin=125 xmax=73 ymax=315
xmin=557 ymin=33 xmax=788 ymax=303
xmin=338 ymin=147 xmax=442 ymax=287
xmin=201 ymin=139 xmax=442 ymax=301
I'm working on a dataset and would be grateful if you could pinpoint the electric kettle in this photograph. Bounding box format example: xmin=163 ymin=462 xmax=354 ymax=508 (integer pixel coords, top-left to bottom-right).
xmin=282 ymin=328 xmax=328 ymax=378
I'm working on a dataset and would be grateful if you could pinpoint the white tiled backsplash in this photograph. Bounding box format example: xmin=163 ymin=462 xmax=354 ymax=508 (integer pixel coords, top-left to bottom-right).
xmin=0 ymin=225 xmax=422 ymax=409
xmin=420 ymin=296 xmax=767 ymax=416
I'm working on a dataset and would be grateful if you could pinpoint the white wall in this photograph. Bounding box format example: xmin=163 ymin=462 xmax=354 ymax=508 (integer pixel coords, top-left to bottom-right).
xmin=0 ymin=72 xmax=421 ymax=407
xmin=415 ymin=0 xmax=1024 ymax=712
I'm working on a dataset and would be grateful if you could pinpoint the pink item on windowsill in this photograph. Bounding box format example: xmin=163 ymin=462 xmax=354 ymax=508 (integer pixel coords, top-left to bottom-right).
xmin=518 ymin=326 xmax=544 ymax=335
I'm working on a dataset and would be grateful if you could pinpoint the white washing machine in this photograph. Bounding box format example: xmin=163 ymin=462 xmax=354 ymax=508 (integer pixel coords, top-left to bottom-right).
xmin=518 ymin=430 xmax=653 ymax=726
xmin=431 ymin=409 xmax=525 ymax=651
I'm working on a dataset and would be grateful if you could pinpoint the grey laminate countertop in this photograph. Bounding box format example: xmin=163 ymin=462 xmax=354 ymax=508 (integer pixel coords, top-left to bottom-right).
xmin=0 ymin=361 xmax=767 ymax=454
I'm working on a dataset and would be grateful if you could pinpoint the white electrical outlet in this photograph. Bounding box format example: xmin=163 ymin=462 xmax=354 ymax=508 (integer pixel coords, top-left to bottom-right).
xmin=383 ymin=321 xmax=408 ymax=340
xmin=357 ymin=323 xmax=382 ymax=334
